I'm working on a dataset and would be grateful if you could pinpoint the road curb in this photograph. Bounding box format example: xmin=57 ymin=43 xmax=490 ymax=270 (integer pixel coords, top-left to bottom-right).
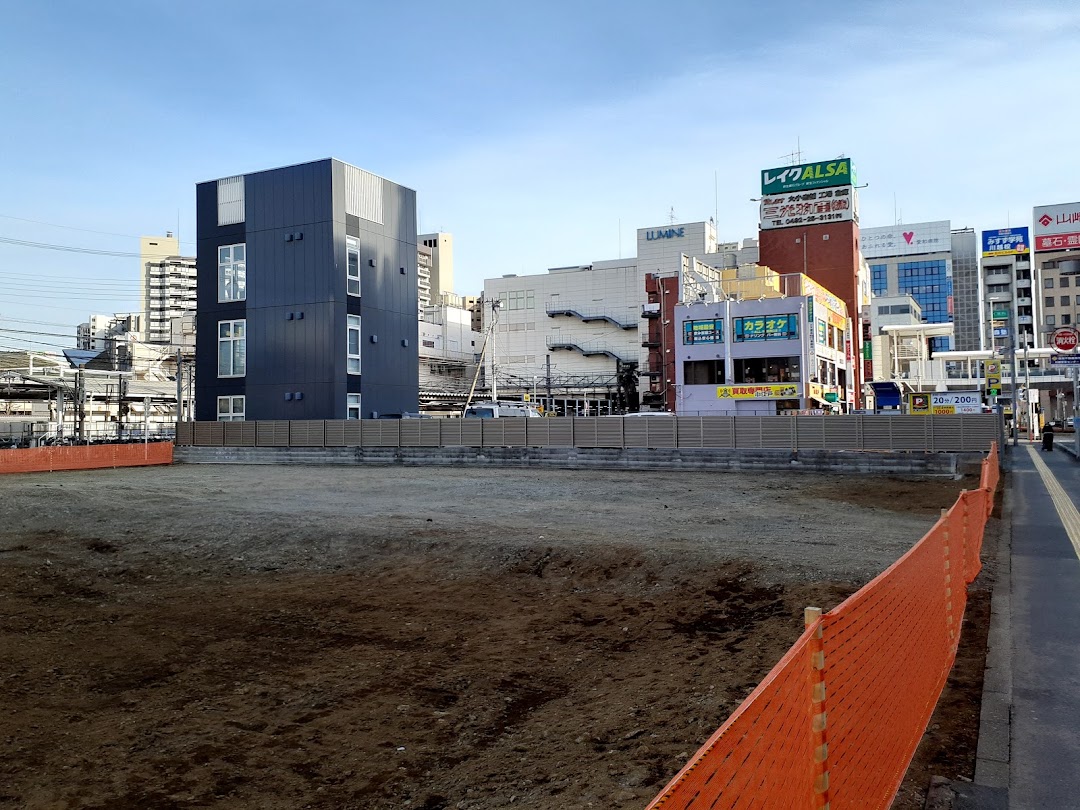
xmin=974 ymin=471 xmax=1012 ymax=793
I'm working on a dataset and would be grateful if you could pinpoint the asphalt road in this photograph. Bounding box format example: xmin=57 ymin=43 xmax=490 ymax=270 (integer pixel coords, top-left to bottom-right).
xmin=1008 ymin=444 xmax=1080 ymax=807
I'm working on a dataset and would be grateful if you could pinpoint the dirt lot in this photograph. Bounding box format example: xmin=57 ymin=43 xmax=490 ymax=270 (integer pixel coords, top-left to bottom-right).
xmin=0 ymin=464 xmax=993 ymax=809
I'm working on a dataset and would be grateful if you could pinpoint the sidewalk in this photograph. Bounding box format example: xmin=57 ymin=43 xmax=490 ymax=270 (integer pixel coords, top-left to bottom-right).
xmin=964 ymin=441 xmax=1080 ymax=808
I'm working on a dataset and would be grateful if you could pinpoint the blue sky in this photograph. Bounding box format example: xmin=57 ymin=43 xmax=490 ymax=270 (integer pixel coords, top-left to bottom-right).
xmin=2 ymin=0 xmax=1079 ymax=350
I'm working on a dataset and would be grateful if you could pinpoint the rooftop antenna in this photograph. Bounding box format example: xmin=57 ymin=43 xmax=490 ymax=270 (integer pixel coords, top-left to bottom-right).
xmin=778 ymin=137 xmax=803 ymax=166
xmin=669 ymin=206 xmax=677 ymax=225
xmin=714 ymin=169 xmax=719 ymax=228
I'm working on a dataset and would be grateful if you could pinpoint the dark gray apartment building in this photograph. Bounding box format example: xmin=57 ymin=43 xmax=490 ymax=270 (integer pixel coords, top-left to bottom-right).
xmin=195 ymin=159 xmax=418 ymax=421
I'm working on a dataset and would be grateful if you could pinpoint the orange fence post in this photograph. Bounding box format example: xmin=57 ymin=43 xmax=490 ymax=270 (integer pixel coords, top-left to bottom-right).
xmin=941 ymin=506 xmax=956 ymax=651
xmin=805 ymin=606 xmax=830 ymax=809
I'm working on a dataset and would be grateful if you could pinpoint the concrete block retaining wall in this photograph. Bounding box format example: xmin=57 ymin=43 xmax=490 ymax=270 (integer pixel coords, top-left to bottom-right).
xmin=175 ymin=446 xmax=975 ymax=477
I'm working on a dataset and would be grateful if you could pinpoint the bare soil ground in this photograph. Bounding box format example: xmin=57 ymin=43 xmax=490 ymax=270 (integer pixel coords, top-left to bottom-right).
xmin=0 ymin=465 xmax=993 ymax=809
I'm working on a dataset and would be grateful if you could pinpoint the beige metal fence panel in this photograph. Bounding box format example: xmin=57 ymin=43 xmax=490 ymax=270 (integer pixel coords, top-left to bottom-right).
xmin=418 ymin=420 xmax=441 ymax=447
xmin=343 ymin=420 xmax=362 ymax=446
xmin=482 ymin=420 xmax=507 ymax=448
xmin=362 ymin=419 xmax=400 ymax=447
xmin=194 ymin=421 xmax=224 ymax=446
xmin=676 ymin=417 xmax=704 ymax=448
xmin=822 ymin=415 xmax=862 ymax=450
xmin=501 ymin=420 xmax=528 ymax=447
xmin=223 ymin=421 xmax=256 ymax=447
xmin=793 ymin=416 xmax=825 ymax=449
xmin=957 ymin=414 xmax=998 ymax=451
xmin=930 ymin=415 xmax=966 ymax=451
xmin=699 ymin=416 xmax=736 ymax=448
xmin=527 ymin=418 xmax=574 ymax=447
xmin=175 ymin=421 xmax=194 ymax=446
xmin=288 ymin=420 xmax=324 ymax=447
xmin=626 ymin=417 xmax=674 ymax=448
xmin=399 ymin=420 xmax=421 ymax=448
xmin=888 ymin=416 xmax=932 ymax=451
xmin=733 ymin=416 xmax=794 ymax=449
xmin=574 ymin=417 xmax=623 ymax=448
xmin=324 ymin=421 xmax=345 ymax=447
xmin=257 ymin=421 xmax=290 ymax=447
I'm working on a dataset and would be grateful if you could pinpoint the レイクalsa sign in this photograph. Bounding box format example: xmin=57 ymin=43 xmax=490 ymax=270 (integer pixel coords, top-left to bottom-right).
xmin=760 ymin=158 xmax=855 ymax=195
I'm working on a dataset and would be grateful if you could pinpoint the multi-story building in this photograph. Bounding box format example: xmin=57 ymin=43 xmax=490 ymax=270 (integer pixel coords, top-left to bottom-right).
xmin=979 ymin=227 xmax=1033 ymax=355
xmin=140 ymin=234 xmax=197 ymax=348
xmin=755 ymin=157 xmax=866 ymax=406
xmin=861 ymin=221 xmax=958 ymax=353
xmin=481 ymin=220 xmax=757 ymax=414
xmin=419 ymin=296 xmax=483 ymax=413
xmin=77 ymin=313 xmax=143 ymax=353
xmin=195 ymin=158 xmax=419 ymax=422
xmin=1033 ymin=202 xmax=1080 ymax=347
xmin=417 ymin=232 xmax=453 ymax=315
xmin=674 ymin=271 xmax=851 ymax=415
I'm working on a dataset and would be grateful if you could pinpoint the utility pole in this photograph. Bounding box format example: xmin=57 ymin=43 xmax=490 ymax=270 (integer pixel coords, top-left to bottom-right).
xmin=1009 ymin=330 xmax=1017 ymax=447
xmin=176 ymin=350 xmax=183 ymax=424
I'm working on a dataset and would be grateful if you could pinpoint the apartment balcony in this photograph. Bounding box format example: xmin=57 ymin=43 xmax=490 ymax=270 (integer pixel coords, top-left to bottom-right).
xmin=1016 ymin=261 xmax=1031 ymax=270
xmin=986 ymin=292 xmax=1012 ymax=303
xmin=1015 ymin=277 xmax=1032 ymax=287
xmin=1017 ymin=315 xmax=1033 ymax=325
xmin=1016 ymin=297 xmax=1032 ymax=307
xmin=984 ymin=273 xmax=1012 ymax=286
xmin=641 ymin=303 xmax=661 ymax=319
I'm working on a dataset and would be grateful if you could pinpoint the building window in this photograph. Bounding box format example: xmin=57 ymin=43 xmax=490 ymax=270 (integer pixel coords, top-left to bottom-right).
xmin=1047 ymin=315 xmax=1057 ymax=326
xmin=683 ymin=359 xmax=724 ymax=385
xmin=1063 ymin=296 xmax=1071 ymax=306
xmin=218 ymin=244 xmax=246 ymax=302
xmin=347 ymin=315 xmax=361 ymax=374
xmin=347 ymin=237 xmax=360 ymax=296
xmin=1046 ymin=296 xmax=1055 ymax=308
xmin=1065 ymin=314 xmax=1073 ymax=325
xmin=526 ymin=290 xmax=535 ymax=309
xmin=218 ymin=319 xmax=246 ymax=377
xmin=217 ymin=395 xmax=245 ymax=421
xmin=683 ymin=318 xmax=723 ymax=344
xmin=870 ymin=263 xmax=888 ymax=295
xmin=1062 ymin=276 xmax=1071 ymax=288
xmin=347 ymin=393 xmax=361 ymax=420
xmin=1045 ymin=278 xmax=1055 ymax=288
xmin=897 ymin=259 xmax=951 ymax=324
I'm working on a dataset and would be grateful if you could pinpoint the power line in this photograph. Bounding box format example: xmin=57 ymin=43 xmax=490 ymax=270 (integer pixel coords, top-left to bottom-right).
xmin=0 ymin=213 xmax=196 ymax=246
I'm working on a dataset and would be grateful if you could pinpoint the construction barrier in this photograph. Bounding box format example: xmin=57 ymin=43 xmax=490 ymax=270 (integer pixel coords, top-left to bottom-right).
xmin=0 ymin=442 xmax=173 ymax=475
xmin=646 ymin=443 xmax=1000 ymax=810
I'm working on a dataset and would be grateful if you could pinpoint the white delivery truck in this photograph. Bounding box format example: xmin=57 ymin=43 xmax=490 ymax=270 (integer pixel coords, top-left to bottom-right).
xmin=463 ymin=401 xmax=543 ymax=418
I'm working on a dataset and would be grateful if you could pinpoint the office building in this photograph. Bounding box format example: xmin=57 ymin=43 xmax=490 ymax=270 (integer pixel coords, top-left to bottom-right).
xmin=195 ymin=158 xmax=419 ymax=421
xmin=755 ymin=157 xmax=866 ymax=406
xmin=861 ymin=221 xmax=958 ymax=353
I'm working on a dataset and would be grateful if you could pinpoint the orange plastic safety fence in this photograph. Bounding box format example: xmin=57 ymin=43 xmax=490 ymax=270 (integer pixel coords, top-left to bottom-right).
xmin=0 ymin=442 xmax=173 ymax=474
xmin=645 ymin=444 xmax=998 ymax=810
xmin=644 ymin=629 xmax=817 ymax=809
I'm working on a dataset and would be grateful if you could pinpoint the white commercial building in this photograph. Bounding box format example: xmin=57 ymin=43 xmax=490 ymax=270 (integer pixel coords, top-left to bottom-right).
xmin=481 ymin=221 xmax=758 ymax=414
xmin=418 ymin=232 xmax=454 ymax=315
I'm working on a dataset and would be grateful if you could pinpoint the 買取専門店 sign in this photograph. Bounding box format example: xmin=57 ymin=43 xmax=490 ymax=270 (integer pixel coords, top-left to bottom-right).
xmin=760 ymin=158 xmax=855 ymax=195
xmin=759 ymin=186 xmax=858 ymax=231
xmin=717 ymin=384 xmax=800 ymax=400
xmin=908 ymin=391 xmax=983 ymax=415
xmin=1034 ymin=202 xmax=1080 ymax=251
xmin=982 ymin=227 xmax=1029 ymax=257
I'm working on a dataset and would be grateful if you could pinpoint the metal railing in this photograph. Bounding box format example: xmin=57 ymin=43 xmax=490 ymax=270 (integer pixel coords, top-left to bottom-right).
xmin=175 ymin=414 xmax=1000 ymax=452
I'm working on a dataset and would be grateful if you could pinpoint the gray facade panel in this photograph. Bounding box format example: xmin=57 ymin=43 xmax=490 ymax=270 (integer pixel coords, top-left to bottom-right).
xmin=196 ymin=159 xmax=418 ymax=422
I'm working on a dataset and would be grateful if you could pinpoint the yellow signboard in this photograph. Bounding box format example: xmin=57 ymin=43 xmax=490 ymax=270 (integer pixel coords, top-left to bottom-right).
xmin=717 ymin=384 xmax=800 ymax=400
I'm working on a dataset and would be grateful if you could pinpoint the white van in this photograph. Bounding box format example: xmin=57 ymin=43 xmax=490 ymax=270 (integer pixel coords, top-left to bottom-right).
xmin=463 ymin=402 xmax=542 ymax=418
